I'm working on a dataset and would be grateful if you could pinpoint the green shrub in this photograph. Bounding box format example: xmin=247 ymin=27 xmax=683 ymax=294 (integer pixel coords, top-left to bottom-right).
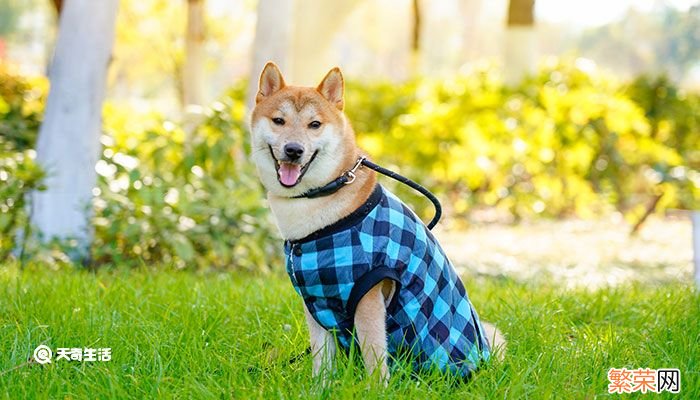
xmin=0 ymin=67 xmax=46 ymax=262
xmin=2 ymin=60 xmax=699 ymax=269
xmin=93 ymin=87 xmax=280 ymax=270
xmin=0 ymin=73 xmax=279 ymax=270
xmin=625 ymin=74 xmax=700 ymax=210
xmin=346 ymin=60 xmax=700 ymax=222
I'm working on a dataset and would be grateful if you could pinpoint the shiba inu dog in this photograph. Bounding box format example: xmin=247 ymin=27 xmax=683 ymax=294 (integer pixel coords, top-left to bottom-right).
xmin=250 ymin=62 xmax=505 ymax=384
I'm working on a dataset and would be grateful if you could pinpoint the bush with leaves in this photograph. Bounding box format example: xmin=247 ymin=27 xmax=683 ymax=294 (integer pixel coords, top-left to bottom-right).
xmin=93 ymin=88 xmax=280 ymax=270
xmin=0 ymin=72 xmax=279 ymax=270
xmin=346 ymin=59 xmax=700 ymax=223
xmin=2 ymin=60 xmax=699 ymax=269
xmin=0 ymin=67 xmax=46 ymax=262
xmin=625 ymin=74 xmax=700 ymax=212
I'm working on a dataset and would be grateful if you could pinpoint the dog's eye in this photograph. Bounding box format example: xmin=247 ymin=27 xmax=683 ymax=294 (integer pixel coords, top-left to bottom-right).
xmin=308 ymin=121 xmax=322 ymax=129
xmin=272 ymin=117 xmax=285 ymax=126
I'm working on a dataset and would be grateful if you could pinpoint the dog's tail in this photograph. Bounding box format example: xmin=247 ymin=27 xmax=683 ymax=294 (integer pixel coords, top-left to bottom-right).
xmin=481 ymin=322 xmax=507 ymax=361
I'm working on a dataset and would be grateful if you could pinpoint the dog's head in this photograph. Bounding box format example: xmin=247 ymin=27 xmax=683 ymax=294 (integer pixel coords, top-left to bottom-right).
xmin=250 ymin=63 xmax=356 ymax=197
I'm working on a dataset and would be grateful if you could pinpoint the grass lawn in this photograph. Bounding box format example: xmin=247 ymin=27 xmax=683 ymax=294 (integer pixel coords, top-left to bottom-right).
xmin=1 ymin=264 xmax=698 ymax=399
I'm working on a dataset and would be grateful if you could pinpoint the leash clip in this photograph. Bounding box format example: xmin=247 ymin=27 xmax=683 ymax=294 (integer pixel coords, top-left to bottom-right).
xmin=344 ymin=157 xmax=366 ymax=185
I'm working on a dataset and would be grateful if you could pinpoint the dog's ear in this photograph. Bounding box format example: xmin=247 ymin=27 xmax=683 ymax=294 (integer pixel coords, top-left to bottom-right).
xmin=256 ymin=62 xmax=286 ymax=103
xmin=317 ymin=67 xmax=344 ymax=111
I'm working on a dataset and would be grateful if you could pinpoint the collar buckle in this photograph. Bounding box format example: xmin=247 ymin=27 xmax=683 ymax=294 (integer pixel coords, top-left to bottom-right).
xmin=344 ymin=171 xmax=356 ymax=185
xmin=343 ymin=157 xmax=366 ymax=185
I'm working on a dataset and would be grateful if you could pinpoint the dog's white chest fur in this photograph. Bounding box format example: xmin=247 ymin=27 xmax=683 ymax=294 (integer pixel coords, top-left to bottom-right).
xmin=268 ymin=195 xmax=355 ymax=240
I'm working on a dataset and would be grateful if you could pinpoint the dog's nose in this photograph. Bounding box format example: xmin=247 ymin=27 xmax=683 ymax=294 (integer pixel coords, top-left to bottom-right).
xmin=283 ymin=142 xmax=304 ymax=160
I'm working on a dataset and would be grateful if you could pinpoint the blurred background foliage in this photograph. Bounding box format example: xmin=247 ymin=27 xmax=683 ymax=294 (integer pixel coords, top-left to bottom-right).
xmin=0 ymin=66 xmax=45 ymax=262
xmin=348 ymin=60 xmax=700 ymax=224
xmin=1 ymin=69 xmax=278 ymax=269
xmin=0 ymin=0 xmax=698 ymax=269
xmin=1 ymin=59 xmax=699 ymax=268
xmin=92 ymin=84 xmax=279 ymax=270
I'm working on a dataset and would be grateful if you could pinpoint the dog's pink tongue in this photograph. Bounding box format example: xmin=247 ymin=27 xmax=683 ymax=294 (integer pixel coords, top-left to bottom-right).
xmin=279 ymin=163 xmax=302 ymax=186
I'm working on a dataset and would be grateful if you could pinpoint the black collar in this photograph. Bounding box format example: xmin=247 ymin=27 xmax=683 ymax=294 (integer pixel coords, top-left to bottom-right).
xmin=292 ymin=157 xmax=366 ymax=199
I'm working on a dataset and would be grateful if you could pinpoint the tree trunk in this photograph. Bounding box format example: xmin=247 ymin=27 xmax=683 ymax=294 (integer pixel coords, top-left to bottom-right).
xmin=246 ymin=0 xmax=295 ymax=110
xmin=289 ymin=0 xmax=363 ymax=84
xmin=504 ymin=0 xmax=536 ymax=84
xmin=51 ymin=0 xmax=63 ymax=16
xmin=183 ymin=0 xmax=206 ymax=108
xmin=31 ymin=0 xmax=119 ymax=261
xmin=411 ymin=0 xmax=421 ymax=53
xmin=507 ymin=0 xmax=535 ymax=26
xmin=246 ymin=0 xmax=365 ymax=109
xmin=409 ymin=0 xmax=421 ymax=75
xmin=458 ymin=0 xmax=484 ymax=61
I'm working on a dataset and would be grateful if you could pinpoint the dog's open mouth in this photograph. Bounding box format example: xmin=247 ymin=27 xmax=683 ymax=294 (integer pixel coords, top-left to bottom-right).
xmin=269 ymin=145 xmax=318 ymax=188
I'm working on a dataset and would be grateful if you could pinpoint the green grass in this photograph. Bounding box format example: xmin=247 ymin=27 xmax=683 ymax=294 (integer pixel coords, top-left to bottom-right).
xmin=1 ymin=264 xmax=698 ymax=399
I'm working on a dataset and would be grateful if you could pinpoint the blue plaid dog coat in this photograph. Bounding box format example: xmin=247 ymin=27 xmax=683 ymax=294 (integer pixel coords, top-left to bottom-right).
xmin=284 ymin=185 xmax=491 ymax=377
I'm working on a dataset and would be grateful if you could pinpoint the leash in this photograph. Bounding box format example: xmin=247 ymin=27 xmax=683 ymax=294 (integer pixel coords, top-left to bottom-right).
xmin=293 ymin=157 xmax=442 ymax=230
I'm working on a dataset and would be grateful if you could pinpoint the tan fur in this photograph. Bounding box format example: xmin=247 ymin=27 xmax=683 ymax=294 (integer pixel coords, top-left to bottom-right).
xmin=250 ymin=62 xmax=376 ymax=240
xmin=354 ymin=281 xmax=390 ymax=385
xmin=317 ymin=67 xmax=345 ymax=110
xmin=250 ymin=63 xmax=505 ymax=384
